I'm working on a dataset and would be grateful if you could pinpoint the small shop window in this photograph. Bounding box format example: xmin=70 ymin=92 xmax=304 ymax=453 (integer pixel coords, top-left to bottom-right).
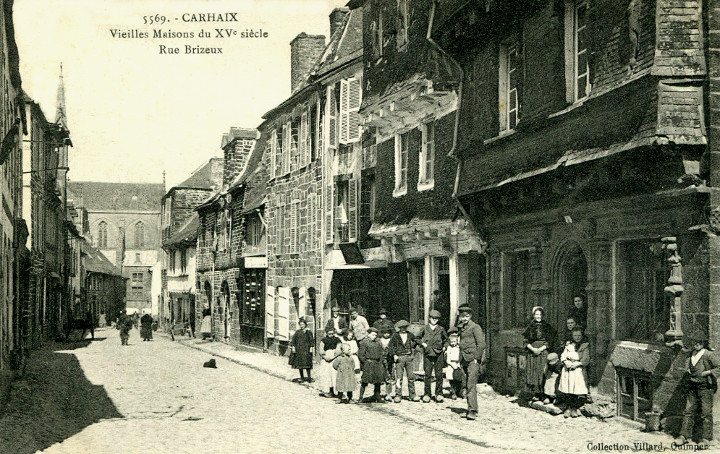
xmin=617 ymin=368 xmax=652 ymax=422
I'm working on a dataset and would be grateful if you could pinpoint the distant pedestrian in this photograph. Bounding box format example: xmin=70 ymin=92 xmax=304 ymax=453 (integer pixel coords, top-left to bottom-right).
xmin=325 ymin=304 xmax=348 ymax=336
xmin=443 ymin=328 xmax=466 ymax=400
xmin=117 ymin=310 xmax=132 ymax=346
xmin=523 ymin=306 xmax=556 ymax=402
xmin=388 ymin=319 xmax=419 ymax=402
xmin=349 ymin=307 xmax=370 ymax=342
xmin=674 ymin=331 xmax=720 ymax=446
xmin=420 ymin=309 xmax=447 ymax=402
xmin=289 ymin=318 xmax=314 ymax=383
xmin=457 ymin=305 xmax=486 ymax=420
xmin=357 ymin=328 xmax=386 ymax=403
xmin=140 ymin=313 xmax=153 ymax=341
xmin=200 ymin=304 xmax=212 ymax=340
xmin=372 ymin=308 xmax=394 ymax=335
xmin=333 ymin=343 xmax=356 ymax=403
xmin=558 ymin=328 xmax=590 ymax=418
xmin=318 ymin=327 xmax=342 ymax=398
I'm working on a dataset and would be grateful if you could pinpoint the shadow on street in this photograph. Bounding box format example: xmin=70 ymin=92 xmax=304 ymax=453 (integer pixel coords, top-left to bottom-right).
xmin=0 ymin=340 xmax=123 ymax=454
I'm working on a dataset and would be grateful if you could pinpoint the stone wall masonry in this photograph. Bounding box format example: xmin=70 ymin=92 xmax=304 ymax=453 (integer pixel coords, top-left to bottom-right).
xmin=223 ymin=139 xmax=257 ymax=188
xmin=653 ymin=0 xmax=705 ymax=76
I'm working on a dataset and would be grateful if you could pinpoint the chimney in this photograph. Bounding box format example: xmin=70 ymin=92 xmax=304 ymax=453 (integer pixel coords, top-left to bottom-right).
xmin=221 ymin=128 xmax=259 ymax=188
xmin=290 ymin=33 xmax=326 ymax=92
xmin=329 ymin=8 xmax=350 ymax=38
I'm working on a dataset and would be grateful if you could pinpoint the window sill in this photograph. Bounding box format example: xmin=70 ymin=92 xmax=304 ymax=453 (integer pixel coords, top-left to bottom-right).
xmin=392 ymin=187 xmax=407 ymax=198
xmin=548 ymin=99 xmax=587 ymax=119
xmin=417 ymin=180 xmax=435 ymax=192
xmin=483 ymin=129 xmax=517 ymax=145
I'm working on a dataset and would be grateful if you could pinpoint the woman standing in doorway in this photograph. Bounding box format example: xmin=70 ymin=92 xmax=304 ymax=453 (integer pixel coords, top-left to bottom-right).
xmin=200 ymin=303 xmax=212 ymax=340
xmin=523 ymin=306 xmax=557 ymax=402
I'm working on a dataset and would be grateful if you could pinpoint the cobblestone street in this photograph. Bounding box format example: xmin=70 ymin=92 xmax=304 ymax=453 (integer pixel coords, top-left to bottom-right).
xmin=0 ymin=328 xmax=682 ymax=454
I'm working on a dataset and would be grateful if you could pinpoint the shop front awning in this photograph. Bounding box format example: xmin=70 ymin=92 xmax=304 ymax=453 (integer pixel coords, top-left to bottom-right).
xmin=325 ymin=247 xmax=387 ymax=270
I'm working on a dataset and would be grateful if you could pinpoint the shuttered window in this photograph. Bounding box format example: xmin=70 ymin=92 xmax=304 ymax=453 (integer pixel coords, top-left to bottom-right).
xmin=339 ymin=77 xmax=362 ymax=144
xmin=327 ymin=85 xmax=337 ymax=149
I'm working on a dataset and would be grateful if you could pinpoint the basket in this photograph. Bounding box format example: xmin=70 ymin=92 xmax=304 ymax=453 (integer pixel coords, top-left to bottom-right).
xmin=644 ymin=411 xmax=662 ymax=432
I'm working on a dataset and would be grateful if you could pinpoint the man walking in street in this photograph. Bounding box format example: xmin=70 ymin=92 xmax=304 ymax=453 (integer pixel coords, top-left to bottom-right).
xmin=457 ymin=305 xmax=486 ymax=420
xmin=421 ymin=309 xmax=447 ymax=402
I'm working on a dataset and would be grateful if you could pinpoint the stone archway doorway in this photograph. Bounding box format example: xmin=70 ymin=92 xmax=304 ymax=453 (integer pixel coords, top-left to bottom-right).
xmin=553 ymin=242 xmax=588 ymax=330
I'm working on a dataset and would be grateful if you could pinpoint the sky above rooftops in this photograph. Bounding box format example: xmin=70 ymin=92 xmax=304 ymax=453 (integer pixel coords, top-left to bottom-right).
xmin=14 ymin=0 xmax=348 ymax=189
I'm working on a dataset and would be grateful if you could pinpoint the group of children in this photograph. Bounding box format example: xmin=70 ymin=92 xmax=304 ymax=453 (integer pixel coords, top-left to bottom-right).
xmin=309 ymin=314 xmax=466 ymax=405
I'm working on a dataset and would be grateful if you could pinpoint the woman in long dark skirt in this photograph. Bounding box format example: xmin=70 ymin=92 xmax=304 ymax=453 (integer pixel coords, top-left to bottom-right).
xmin=523 ymin=306 xmax=557 ymax=401
xmin=140 ymin=313 xmax=154 ymax=341
xmin=290 ymin=317 xmax=314 ymax=382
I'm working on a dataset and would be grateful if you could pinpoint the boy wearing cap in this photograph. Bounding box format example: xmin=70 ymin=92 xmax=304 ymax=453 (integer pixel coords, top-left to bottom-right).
xmin=675 ymin=331 xmax=720 ymax=446
xmin=373 ymin=308 xmax=394 ymax=335
xmin=457 ymin=305 xmax=486 ymax=420
xmin=379 ymin=328 xmax=395 ymax=400
xmin=357 ymin=328 xmax=387 ymax=403
xmin=542 ymin=353 xmax=562 ymax=405
xmin=389 ymin=320 xmax=420 ymax=402
xmin=420 ymin=309 xmax=448 ymax=402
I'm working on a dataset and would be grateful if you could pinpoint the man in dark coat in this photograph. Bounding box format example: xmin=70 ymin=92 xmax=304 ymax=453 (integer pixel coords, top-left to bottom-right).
xmin=421 ymin=309 xmax=448 ymax=402
xmin=372 ymin=308 xmax=394 ymax=334
xmin=325 ymin=305 xmax=347 ymax=336
xmin=357 ymin=328 xmax=386 ymax=403
xmin=457 ymin=305 xmax=486 ymax=420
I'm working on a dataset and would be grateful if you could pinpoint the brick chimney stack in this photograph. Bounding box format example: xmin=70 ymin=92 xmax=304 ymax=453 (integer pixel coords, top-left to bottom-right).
xmin=329 ymin=8 xmax=349 ymax=37
xmin=290 ymin=33 xmax=326 ymax=92
xmin=221 ymin=128 xmax=259 ymax=188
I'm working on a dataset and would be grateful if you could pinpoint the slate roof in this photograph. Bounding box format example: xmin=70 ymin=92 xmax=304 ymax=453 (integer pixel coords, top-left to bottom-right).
xmin=68 ymin=182 xmax=165 ymax=212
xmin=175 ymin=158 xmax=223 ymax=190
xmin=81 ymin=238 xmax=123 ymax=276
xmin=166 ymin=213 xmax=199 ymax=246
xmin=263 ymin=7 xmax=363 ymax=120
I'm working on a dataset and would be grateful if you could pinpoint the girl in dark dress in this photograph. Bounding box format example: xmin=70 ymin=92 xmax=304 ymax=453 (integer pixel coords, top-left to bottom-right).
xmin=290 ymin=318 xmax=314 ymax=382
xmin=523 ymin=306 xmax=557 ymax=401
xmin=140 ymin=313 xmax=153 ymax=341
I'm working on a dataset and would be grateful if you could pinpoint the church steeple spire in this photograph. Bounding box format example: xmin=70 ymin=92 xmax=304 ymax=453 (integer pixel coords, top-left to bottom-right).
xmin=55 ymin=63 xmax=67 ymax=130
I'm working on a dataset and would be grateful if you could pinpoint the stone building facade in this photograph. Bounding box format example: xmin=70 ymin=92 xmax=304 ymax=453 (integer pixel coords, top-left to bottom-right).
xmin=431 ymin=0 xmax=720 ymax=430
xmin=351 ymin=0 xmax=483 ymax=335
xmin=195 ymin=128 xmax=260 ymax=343
xmin=67 ymin=182 xmax=164 ymax=316
xmin=160 ymin=157 xmax=222 ymax=329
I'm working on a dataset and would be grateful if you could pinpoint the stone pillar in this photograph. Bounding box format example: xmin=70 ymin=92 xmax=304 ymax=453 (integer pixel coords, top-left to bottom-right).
xmin=662 ymin=236 xmax=684 ymax=346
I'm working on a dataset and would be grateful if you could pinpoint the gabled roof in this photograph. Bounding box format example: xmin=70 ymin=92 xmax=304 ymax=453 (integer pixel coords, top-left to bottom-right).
xmin=68 ymin=182 xmax=165 ymax=212
xmin=174 ymin=158 xmax=223 ymax=191
xmin=166 ymin=213 xmax=199 ymax=246
xmin=81 ymin=238 xmax=123 ymax=277
xmin=262 ymin=7 xmax=363 ymax=121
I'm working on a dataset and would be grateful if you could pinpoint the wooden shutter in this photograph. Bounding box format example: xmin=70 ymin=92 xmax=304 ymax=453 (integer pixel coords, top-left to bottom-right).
xmin=291 ymin=201 xmax=298 ymax=254
xmin=277 ymin=287 xmax=290 ymax=340
xmin=327 ymin=85 xmax=337 ymax=149
xmin=300 ymin=110 xmax=308 ymax=167
xmin=267 ymin=133 xmax=275 ymax=179
xmin=348 ymin=178 xmax=359 ymax=242
xmin=282 ymin=122 xmax=291 ymax=175
xmin=266 ymin=286 xmax=276 ymax=338
xmin=325 ymin=185 xmax=334 ymax=244
xmin=339 ymin=79 xmax=350 ymax=144
xmin=347 ymin=77 xmax=362 ymax=143
xmin=315 ymin=99 xmax=322 ymax=161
